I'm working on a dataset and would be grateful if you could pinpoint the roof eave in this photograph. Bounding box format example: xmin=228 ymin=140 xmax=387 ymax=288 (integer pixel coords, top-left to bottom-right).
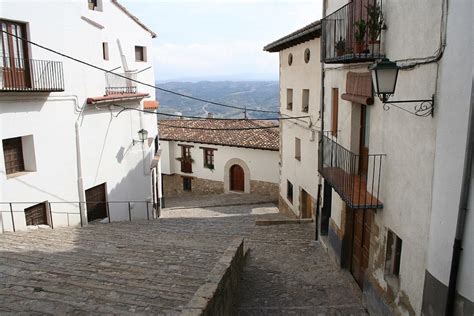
xmin=111 ymin=0 xmax=157 ymax=38
xmin=263 ymin=20 xmax=321 ymax=53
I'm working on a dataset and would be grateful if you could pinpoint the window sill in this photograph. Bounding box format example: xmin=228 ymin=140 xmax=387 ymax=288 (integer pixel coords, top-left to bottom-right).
xmin=6 ymin=171 xmax=34 ymax=179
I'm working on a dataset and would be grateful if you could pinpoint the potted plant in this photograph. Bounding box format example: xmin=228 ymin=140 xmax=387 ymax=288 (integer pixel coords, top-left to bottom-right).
xmin=176 ymin=157 xmax=194 ymax=163
xmin=335 ymin=37 xmax=345 ymax=56
xmin=366 ymin=3 xmax=384 ymax=45
xmin=353 ymin=19 xmax=367 ymax=54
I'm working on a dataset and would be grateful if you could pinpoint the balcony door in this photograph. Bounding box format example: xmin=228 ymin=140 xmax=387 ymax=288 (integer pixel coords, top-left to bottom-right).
xmin=0 ymin=20 xmax=30 ymax=89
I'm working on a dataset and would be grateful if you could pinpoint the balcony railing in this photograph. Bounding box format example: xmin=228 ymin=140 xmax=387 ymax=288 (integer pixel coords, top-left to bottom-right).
xmin=319 ymin=133 xmax=384 ymax=209
xmin=321 ymin=0 xmax=385 ymax=64
xmin=0 ymin=57 xmax=64 ymax=92
xmin=105 ymin=72 xmax=137 ymax=95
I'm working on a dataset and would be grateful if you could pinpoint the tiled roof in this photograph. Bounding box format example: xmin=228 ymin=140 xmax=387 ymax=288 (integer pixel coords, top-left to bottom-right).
xmin=144 ymin=100 xmax=160 ymax=110
xmin=86 ymin=93 xmax=149 ymax=104
xmin=264 ymin=20 xmax=321 ymax=52
xmin=159 ymin=119 xmax=279 ymax=151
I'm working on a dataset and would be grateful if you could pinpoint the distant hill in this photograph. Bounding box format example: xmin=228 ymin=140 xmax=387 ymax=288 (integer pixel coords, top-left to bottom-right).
xmin=155 ymin=81 xmax=279 ymax=119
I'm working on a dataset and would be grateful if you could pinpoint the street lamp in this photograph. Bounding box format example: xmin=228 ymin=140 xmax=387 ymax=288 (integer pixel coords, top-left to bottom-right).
xmin=369 ymin=58 xmax=435 ymax=117
xmin=133 ymin=128 xmax=148 ymax=145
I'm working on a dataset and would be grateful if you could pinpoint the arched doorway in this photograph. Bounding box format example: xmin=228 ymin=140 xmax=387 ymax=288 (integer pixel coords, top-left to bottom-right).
xmin=230 ymin=164 xmax=245 ymax=192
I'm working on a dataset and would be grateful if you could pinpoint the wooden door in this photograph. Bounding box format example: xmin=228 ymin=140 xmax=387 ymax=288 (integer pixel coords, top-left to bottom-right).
xmin=85 ymin=183 xmax=107 ymax=222
xmin=359 ymin=105 xmax=369 ymax=176
xmin=351 ymin=208 xmax=372 ymax=289
xmin=301 ymin=190 xmax=313 ymax=218
xmin=24 ymin=202 xmax=48 ymax=226
xmin=230 ymin=164 xmax=244 ymax=192
xmin=1 ymin=20 xmax=30 ymax=89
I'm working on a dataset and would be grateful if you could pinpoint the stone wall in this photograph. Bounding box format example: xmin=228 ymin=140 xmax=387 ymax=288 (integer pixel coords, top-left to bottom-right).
xmin=181 ymin=239 xmax=245 ymax=316
xmin=278 ymin=194 xmax=297 ymax=219
xmin=163 ymin=174 xmax=224 ymax=197
xmin=250 ymin=180 xmax=279 ymax=198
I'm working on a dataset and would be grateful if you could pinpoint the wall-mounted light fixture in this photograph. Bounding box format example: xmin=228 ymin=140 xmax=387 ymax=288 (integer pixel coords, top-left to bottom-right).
xmin=369 ymin=58 xmax=435 ymax=117
xmin=133 ymin=128 xmax=148 ymax=145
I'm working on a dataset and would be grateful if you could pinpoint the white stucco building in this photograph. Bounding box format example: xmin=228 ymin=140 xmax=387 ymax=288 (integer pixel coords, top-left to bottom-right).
xmin=159 ymin=119 xmax=279 ymax=199
xmin=317 ymin=0 xmax=473 ymax=315
xmin=263 ymin=21 xmax=322 ymax=219
xmin=0 ymin=0 xmax=161 ymax=232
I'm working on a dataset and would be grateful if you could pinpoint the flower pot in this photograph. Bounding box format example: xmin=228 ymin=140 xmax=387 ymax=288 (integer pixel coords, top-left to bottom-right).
xmin=354 ymin=42 xmax=364 ymax=54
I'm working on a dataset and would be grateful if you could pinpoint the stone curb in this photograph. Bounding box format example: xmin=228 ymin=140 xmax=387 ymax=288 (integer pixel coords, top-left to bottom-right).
xmin=255 ymin=218 xmax=314 ymax=226
xmin=181 ymin=238 xmax=245 ymax=316
xmin=166 ymin=200 xmax=278 ymax=211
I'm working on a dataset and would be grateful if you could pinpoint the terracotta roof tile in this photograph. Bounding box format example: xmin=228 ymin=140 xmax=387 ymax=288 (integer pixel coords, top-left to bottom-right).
xmin=159 ymin=119 xmax=279 ymax=151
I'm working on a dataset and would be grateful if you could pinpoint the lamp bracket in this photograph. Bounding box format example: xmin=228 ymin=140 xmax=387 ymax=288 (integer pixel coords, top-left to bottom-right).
xmin=132 ymin=139 xmax=144 ymax=145
xmin=381 ymin=95 xmax=435 ymax=117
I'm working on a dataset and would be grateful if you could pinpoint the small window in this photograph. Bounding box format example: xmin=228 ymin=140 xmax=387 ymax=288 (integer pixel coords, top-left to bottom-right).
xmin=295 ymin=137 xmax=301 ymax=161
xmin=183 ymin=177 xmax=192 ymax=191
xmin=3 ymin=137 xmax=24 ymax=175
xmin=302 ymin=89 xmax=310 ymax=112
xmin=287 ymin=88 xmax=293 ymax=110
xmin=181 ymin=146 xmax=191 ymax=158
xmin=102 ymin=42 xmax=109 ymax=60
xmin=203 ymin=148 xmax=215 ymax=169
xmin=288 ymin=53 xmax=293 ymax=66
xmin=88 ymin=0 xmax=102 ymax=11
xmin=304 ymin=48 xmax=311 ymax=63
xmin=287 ymin=180 xmax=293 ymax=204
xmin=331 ymin=88 xmax=339 ymax=137
xmin=385 ymin=230 xmax=402 ymax=278
xmin=135 ymin=46 xmax=147 ymax=62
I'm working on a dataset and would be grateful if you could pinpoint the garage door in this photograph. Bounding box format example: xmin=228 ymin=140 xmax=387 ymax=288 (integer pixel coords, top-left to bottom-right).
xmin=85 ymin=183 xmax=107 ymax=222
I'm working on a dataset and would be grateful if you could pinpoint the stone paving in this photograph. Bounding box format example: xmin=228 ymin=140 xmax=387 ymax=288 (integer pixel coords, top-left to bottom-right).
xmin=0 ymin=193 xmax=365 ymax=315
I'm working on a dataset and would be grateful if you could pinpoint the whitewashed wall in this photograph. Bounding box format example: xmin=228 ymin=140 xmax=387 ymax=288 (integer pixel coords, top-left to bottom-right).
xmin=0 ymin=0 xmax=158 ymax=230
xmin=279 ymin=38 xmax=321 ymax=216
xmin=160 ymin=140 xmax=279 ymax=185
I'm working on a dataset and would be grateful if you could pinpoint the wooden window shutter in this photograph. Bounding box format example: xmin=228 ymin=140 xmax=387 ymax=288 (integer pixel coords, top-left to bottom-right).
xmin=332 ymin=88 xmax=339 ymax=136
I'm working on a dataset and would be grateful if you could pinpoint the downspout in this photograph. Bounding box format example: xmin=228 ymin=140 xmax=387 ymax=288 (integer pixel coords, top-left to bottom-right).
xmin=75 ymin=121 xmax=87 ymax=225
xmin=445 ymin=79 xmax=474 ymax=316
xmin=316 ymin=0 xmax=327 ymax=241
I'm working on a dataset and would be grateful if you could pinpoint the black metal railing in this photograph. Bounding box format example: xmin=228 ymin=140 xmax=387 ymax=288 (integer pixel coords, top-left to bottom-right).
xmin=0 ymin=200 xmax=160 ymax=233
xmin=319 ymin=132 xmax=385 ymax=209
xmin=105 ymin=72 xmax=137 ymax=95
xmin=0 ymin=56 xmax=64 ymax=92
xmin=321 ymin=0 xmax=385 ymax=64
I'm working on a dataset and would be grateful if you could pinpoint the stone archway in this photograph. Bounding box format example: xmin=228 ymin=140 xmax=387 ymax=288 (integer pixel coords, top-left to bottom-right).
xmin=224 ymin=158 xmax=251 ymax=193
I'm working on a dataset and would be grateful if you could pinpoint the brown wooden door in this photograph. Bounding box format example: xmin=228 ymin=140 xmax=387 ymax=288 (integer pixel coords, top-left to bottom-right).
xmin=85 ymin=183 xmax=107 ymax=222
xmin=24 ymin=202 xmax=48 ymax=226
xmin=351 ymin=208 xmax=372 ymax=289
xmin=359 ymin=105 xmax=369 ymax=176
xmin=1 ymin=20 xmax=30 ymax=89
xmin=301 ymin=190 xmax=313 ymax=218
xmin=230 ymin=164 xmax=244 ymax=191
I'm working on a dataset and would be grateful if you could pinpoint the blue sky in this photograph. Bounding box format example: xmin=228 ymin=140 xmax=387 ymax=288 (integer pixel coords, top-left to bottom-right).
xmin=121 ymin=0 xmax=322 ymax=81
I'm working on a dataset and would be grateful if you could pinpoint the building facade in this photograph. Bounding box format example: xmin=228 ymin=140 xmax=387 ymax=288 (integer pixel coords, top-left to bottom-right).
xmin=159 ymin=119 xmax=279 ymax=199
xmin=0 ymin=0 xmax=161 ymax=232
xmin=264 ymin=22 xmax=322 ymax=219
xmin=318 ymin=0 xmax=473 ymax=315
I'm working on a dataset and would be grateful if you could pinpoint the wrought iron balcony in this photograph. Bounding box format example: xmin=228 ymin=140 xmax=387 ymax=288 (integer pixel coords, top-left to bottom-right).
xmin=105 ymin=72 xmax=137 ymax=95
xmin=319 ymin=133 xmax=384 ymax=209
xmin=321 ymin=0 xmax=385 ymax=64
xmin=0 ymin=56 xmax=64 ymax=92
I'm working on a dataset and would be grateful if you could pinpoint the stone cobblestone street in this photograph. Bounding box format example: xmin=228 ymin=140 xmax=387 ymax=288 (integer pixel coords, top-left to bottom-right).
xmin=0 ymin=194 xmax=365 ymax=315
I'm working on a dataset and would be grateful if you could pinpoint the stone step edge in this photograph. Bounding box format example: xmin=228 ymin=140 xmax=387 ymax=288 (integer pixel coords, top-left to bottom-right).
xmin=255 ymin=218 xmax=314 ymax=226
xmin=180 ymin=238 xmax=245 ymax=316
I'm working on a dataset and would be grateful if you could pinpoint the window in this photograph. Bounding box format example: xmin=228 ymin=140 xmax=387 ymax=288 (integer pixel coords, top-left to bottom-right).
xmin=385 ymin=230 xmax=402 ymax=278
xmin=331 ymin=88 xmax=339 ymax=137
xmin=183 ymin=177 xmax=192 ymax=191
xmin=3 ymin=137 xmax=24 ymax=175
xmin=288 ymin=53 xmax=293 ymax=66
xmin=287 ymin=180 xmax=293 ymax=204
xmin=179 ymin=145 xmax=193 ymax=173
xmin=203 ymin=148 xmax=215 ymax=169
xmin=287 ymin=89 xmax=293 ymax=110
xmin=295 ymin=137 xmax=301 ymax=161
xmin=88 ymin=0 xmax=102 ymax=11
xmin=304 ymin=48 xmax=311 ymax=63
xmin=102 ymin=42 xmax=109 ymax=60
xmin=302 ymin=89 xmax=310 ymax=112
xmin=135 ymin=46 xmax=147 ymax=62
xmin=1 ymin=20 xmax=27 ymax=69
xmin=181 ymin=146 xmax=191 ymax=158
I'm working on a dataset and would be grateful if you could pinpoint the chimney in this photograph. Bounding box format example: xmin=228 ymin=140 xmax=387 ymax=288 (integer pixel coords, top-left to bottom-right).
xmin=207 ymin=113 xmax=214 ymax=119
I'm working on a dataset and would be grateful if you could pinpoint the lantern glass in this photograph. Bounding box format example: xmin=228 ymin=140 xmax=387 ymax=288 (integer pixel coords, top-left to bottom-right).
xmin=370 ymin=59 xmax=399 ymax=101
xmin=138 ymin=129 xmax=148 ymax=141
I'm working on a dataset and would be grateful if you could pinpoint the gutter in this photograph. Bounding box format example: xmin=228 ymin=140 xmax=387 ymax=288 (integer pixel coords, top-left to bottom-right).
xmin=445 ymin=79 xmax=474 ymax=315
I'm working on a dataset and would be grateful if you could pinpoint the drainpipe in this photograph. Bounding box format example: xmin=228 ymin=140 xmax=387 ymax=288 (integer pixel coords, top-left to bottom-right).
xmin=75 ymin=121 xmax=87 ymax=225
xmin=445 ymin=79 xmax=474 ymax=316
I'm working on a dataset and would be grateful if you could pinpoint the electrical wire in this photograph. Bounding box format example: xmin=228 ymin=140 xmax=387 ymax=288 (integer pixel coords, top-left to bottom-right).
xmin=0 ymin=29 xmax=279 ymax=115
